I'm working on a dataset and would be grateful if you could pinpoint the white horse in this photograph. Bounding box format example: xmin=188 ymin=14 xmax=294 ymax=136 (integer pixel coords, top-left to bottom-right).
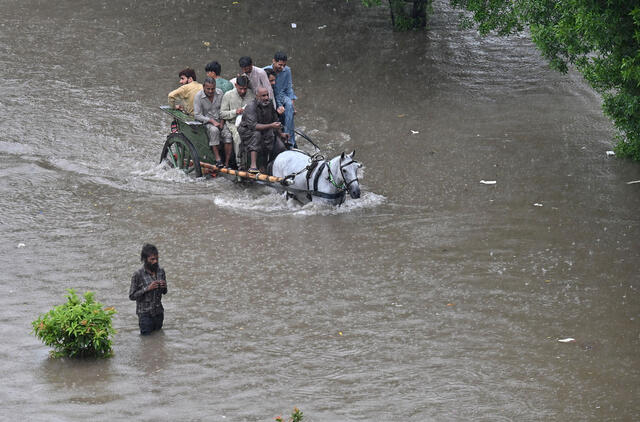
xmin=272 ymin=150 xmax=361 ymax=205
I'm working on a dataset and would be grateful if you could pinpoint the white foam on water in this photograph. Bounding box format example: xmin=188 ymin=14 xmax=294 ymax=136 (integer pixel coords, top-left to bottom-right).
xmin=0 ymin=140 xmax=35 ymax=156
xmin=47 ymin=157 xmax=95 ymax=176
xmin=129 ymin=160 xmax=199 ymax=184
xmin=212 ymin=186 xmax=385 ymax=216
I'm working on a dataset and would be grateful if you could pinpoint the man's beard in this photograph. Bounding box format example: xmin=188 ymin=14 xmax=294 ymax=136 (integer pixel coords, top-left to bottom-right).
xmin=145 ymin=261 xmax=159 ymax=273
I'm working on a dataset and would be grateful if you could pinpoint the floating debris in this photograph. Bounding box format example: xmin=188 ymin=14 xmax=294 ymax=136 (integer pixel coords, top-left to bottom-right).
xmin=605 ymin=150 xmax=615 ymax=157
xmin=558 ymin=338 xmax=575 ymax=343
xmin=291 ymin=23 xmax=297 ymax=28
xmin=533 ymin=203 xmax=543 ymax=207
xmin=480 ymin=180 xmax=496 ymax=185
xmin=410 ymin=130 xmax=419 ymax=134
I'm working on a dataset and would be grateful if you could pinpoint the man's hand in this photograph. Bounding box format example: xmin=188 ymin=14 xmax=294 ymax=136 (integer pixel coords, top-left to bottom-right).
xmin=280 ymin=132 xmax=291 ymax=141
xmin=209 ymin=119 xmax=223 ymax=128
xmin=175 ymin=104 xmax=184 ymax=111
xmin=276 ymin=106 xmax=285 ymax=115
xmin=271 ymin=121 xmax=282 ymax=129
xmin=148 ymin=280 xmax=166 ymax=291
xmin=236 ymin=108 xmax=244 ymax=115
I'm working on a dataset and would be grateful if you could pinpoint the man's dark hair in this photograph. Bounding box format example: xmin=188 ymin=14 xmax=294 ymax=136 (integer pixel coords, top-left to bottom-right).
xmin=265 ymin=68 xmax=276 ymax=78
xmin=203 ymin=76 xmax=216 ymax=86
xmin=274 ymin=51 xmax=288 ymax=62
xmin=179 ymin=67 xmax=197 ymax=81
xmin=236 ymin=75 xmax=249 ymax=87
xmin=205 ymin=61 xmax=222 ymax=76
xmin=141 ymin=244 xmax=158 ymax=262
xmin=238 ymin=56 xmax=253 ymax=68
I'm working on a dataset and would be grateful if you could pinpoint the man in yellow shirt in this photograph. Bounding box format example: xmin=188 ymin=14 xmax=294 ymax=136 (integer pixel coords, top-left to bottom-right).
xmin=167 ymin=68 xmax=203 ymax=115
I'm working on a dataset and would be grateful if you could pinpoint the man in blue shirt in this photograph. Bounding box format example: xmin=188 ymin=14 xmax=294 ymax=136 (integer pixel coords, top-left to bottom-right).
xmin=264 ymin=51 xmax=297 ymax=147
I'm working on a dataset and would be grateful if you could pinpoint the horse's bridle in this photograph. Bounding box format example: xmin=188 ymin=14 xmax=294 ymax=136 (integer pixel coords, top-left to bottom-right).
xmin=327 ymin=155 xmax=359 ymax=191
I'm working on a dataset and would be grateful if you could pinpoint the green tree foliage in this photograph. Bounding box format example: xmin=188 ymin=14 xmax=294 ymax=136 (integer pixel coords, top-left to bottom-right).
xmin=449 ymin=0 xmax=640 ymax=159
xmin=32 ymin=289 xmax=117 ymax=358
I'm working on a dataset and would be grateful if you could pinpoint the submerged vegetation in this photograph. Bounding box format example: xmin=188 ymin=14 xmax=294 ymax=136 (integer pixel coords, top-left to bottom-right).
xmin=362 ymin=0 xmax=433 ymax=30
xmin=32 ymin=289 xmax=117 ymax=358
xmin=363 ymin=0 xmax=640 ymax=161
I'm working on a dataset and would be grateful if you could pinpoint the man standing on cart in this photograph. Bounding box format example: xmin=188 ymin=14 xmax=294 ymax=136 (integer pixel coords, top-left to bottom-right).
xmin=238 ymin=87 xmax=289 ymax=174
xmin=264 ymin=52 xmax=297 ymax=147
xmin=193 ymin=77 xmax=233 ymax=167
xmin=238 ymin=56 xmax=274 ymax=105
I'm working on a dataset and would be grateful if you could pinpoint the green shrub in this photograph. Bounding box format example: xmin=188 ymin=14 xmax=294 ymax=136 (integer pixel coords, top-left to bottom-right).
xmin=275 ymin=408 xmax=304 ymax=422
xmin=32 ymin=289 xmax=117 ymax=358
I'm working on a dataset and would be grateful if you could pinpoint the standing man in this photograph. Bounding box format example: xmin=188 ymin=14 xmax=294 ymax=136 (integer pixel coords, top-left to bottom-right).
xmin=238 ymin=56 xmax=274 ymax=104
xmin=129 ymin=244 xmax=167 ymax=336
xmin=168 ymin=68 xmax=202 ymax=115
xmin=194 ymin=77 xmax=233 ymax=167
xmin=220 ymin=75 xmax=255 ymax=169
xmin=264 ymin=52 xmax=297 ymax=147
xmin=265 ymin=68 xmax=286 ymax=116
xmin=205 ymin=60 xmax=234 ymax=93
xmin=238 ymin=87 xmax=290 ymax=173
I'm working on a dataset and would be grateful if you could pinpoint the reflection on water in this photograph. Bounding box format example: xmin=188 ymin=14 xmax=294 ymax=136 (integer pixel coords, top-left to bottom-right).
xmin=0 ymin=0 xmax=639 ymax=420
xmin=38 ymin=358 xmax=113 ymax=392
xmin=133 ymin=331 xmax=169 ymax=375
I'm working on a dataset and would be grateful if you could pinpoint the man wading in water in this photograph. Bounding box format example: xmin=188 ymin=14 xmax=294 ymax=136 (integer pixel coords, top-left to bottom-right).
xmin=129 ymin=244 xmax=167 ymax=335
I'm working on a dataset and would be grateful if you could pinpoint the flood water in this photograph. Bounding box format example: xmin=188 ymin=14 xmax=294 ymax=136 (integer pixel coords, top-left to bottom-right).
xmin=1 ymin=0 xmax=639 ymax=420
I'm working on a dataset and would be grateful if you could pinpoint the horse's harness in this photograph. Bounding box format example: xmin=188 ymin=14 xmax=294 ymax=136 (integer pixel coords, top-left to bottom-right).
xmin=282 ymin=153 xmax=359 ymax=203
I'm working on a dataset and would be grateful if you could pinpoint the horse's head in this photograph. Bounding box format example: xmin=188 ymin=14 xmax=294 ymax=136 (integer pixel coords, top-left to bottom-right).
xmin=340 ymin=151 xmax=361 ymax=199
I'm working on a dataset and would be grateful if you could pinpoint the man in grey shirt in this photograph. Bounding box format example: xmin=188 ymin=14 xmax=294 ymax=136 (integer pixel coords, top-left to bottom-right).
xmin=193 ymin=77 xmax=232 ymax=167
xmin=220 ymin=75 xmax=255 ymax=169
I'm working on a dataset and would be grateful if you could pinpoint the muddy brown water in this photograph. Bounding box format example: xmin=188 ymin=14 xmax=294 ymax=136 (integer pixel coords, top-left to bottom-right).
xmin=0 ymin=0 xmax=638 ymax=420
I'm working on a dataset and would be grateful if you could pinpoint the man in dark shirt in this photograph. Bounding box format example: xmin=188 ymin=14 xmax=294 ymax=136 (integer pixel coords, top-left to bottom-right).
xmin=238 ymin=87 xmax=290 ymax=173
xmin=129 ymin=244 xmax=167 ymax=335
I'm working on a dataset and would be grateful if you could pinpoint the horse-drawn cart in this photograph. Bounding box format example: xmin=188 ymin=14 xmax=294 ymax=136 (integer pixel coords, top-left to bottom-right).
xmin=159 ymin=105 xmax=361 ymax=205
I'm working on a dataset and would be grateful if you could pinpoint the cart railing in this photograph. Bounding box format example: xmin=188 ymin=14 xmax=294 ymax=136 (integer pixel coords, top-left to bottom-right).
xmin=159 ymin=105 xmax=202 ymax=126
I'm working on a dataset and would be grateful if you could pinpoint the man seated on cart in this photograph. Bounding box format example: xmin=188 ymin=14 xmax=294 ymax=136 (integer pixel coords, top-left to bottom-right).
xmin=238 ymin=87 xmax=289 ymax=174
xmin=193 ymin=77 xmax=233 ymax=167
xmin=220 ymin=75 xmax=255 ymax=170
xmin=167 ymin=68 xmax=202 ymax=115
xmin=205 ymin=60 xmax=234 ymax=94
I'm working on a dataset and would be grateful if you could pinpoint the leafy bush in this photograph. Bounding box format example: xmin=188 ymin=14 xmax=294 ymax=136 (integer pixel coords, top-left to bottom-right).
xmin=32 ymin=289 xmax=117 ymax=358
xmin=275 ymin=407 xmax=304 ymax=422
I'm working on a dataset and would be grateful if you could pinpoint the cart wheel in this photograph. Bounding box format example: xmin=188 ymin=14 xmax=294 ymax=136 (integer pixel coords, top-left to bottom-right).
xmin=160 ymin=133 xmax=202 ymax=177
